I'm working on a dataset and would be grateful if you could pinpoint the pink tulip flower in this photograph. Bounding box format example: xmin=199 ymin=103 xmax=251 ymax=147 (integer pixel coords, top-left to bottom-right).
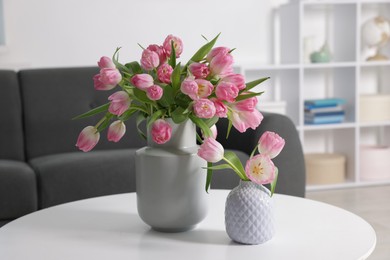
xmin=230 ymin=109 xmax=263 ymax=133
xmin=180 ymin=77 xmax=199 ymax=100
xmin=209 ymin=53 xmax=234 ymax=77
xmin=108 ymin=91 xmax=131 ymax=116
xmin=76 ymin=126 xmax=100 ymax=152
xmin=195 ymin=79 xmax=214 ymax=99
xmin=141 ymin=49 xmax=159 ymax=71
xmin=245 ymin=154 xmax=276 ymax=185
xmin=215 ymin=82 xmax=239 ymax=103
xmin=206 ymin=47 xmax=230 ymax=62
xmin=146 ymin=85 xmax=163 ymax=100
xmin=131 ymin=74 xmax=154 ymax=90
xmin=221 ymin=74 xmax=246 ymax=90
xmin=107 ymin=120 xmax=126 ymax=143
xmin=97 ymin=56 xmax=116 ymax=69
xmin=197 ymin=137 xmax=224 ymax=163
xmin=157 ymin=63 xmax=173 ymax=84
xmin=258 ymin=131 xmax=285 ymax=159
xmin=163 ymin=34 xmax=183 ymax=58
xmin=193 ymin=98 xmax=216 ymax=119
xmin=147 ymin=44 xmax=167 ymax=65
xmin=234 ymin=96 xmax=258 ymax=112
xmin=93 ymin=68 xmax=122 ymax=91
xmin=151 ymin=119 xmax=172 ymax=144
xmin=93 ymin=74 xmax=109 ymax=90
xmin=211 ymin=98 xmax=228 ymax=118
xmin=189 ymin=63 xmax=210 ymax=79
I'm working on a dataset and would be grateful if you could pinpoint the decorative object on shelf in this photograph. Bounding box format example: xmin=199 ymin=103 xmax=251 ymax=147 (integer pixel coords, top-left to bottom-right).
xmin=225 ymin=181 xmax=274 ymax=245
xmin=360 ymin=145 xmax=390 ymax=181
xmin=73 ymin=34 xmax=280 ymax=233
xmin=362 ymin=16 xmax=390 ymax=61
xmin=359 ymin=94 xmax=390 ymax=122
xmin=224 ymin=131 xmax=285 ymax=245
xmin=305 ymin=153 xmax=346 ymax=185
xmin=303 ymin=35 xmax=316 ymax=63
xmin=304 ymin=98 xmax=346 ymax=125
xmin=310 ymin=41 xmax=332 ymax=63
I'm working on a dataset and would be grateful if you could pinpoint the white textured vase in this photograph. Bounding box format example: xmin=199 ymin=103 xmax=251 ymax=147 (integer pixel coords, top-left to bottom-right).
xmin=135 ymin=119 xmax=208 ymax=232
xmin=225 ymin=180 xmax=275 ymax=244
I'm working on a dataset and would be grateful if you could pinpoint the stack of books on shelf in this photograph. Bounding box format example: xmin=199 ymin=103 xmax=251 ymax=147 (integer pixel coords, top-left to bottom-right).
xmin=304 ymin=98 xmax=346 ymax=125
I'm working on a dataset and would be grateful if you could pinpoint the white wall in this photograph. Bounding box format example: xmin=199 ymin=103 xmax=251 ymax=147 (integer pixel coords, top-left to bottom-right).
xmin=0 ymin=0 xmax=286 ymax=69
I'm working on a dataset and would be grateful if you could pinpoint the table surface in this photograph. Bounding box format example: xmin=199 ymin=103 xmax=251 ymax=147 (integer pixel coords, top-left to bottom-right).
xmin=0 ymin=191 xmax=376 ymax=260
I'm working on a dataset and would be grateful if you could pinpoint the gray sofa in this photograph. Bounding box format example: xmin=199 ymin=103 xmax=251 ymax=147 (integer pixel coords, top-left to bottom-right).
xmin=0 ymin=67 xmax=305 ymax=227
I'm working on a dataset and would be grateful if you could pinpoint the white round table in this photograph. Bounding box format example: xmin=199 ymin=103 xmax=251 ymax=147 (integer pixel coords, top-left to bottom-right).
xmin=0 ymin=190 xmax=376 ymax=260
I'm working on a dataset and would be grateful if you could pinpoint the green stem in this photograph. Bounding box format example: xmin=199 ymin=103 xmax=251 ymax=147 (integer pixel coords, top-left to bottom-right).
xmin=222 ymin=156 xmax=248 ymax=181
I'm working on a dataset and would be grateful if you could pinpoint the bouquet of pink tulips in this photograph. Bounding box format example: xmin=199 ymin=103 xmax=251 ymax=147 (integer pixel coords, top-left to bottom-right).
xmin=75 ymin=34 xmax=284 ymax=194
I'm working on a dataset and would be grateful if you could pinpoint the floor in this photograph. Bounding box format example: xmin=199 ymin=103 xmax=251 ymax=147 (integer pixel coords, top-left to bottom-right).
xmin=306 ymin=184 xmax=390 ymax=260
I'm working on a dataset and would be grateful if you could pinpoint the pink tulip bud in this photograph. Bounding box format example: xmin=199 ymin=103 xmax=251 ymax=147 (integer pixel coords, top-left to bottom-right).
xmin=108 ymin=91 xmax=131 ymax=116
xmin=222 ymin=74 xmax=246 ymax=90
xmin=107 ymin=120 xmax=126 ymax=142
xmin=215 ymin=82 xmax=239 ymax=103
xmin=234 ymin=96 xmax=258 ymax=112
xmin=147 ymin=44 xmax=167 ymax=65
xmin=76 ymin=126 xmax=100 ymax=152
xmin=206 ymin=47 xmax=230 ymax=62
xmin=131 ymin=74 xmax=154 ymax=90
xmin=157 ymin=63 xmax=173 ymax=84
xmin=193 ymin=98 xmax=216 ymax=119
xmin=245 ymin=154 xmax=276 ymax=185
xmin=258 ymin=131 xmax=285 ymax=159
xmin=189 ymin=62 xmax=210 ymax=79
xmin=210 ymin=53 xmax=234 ymax=78
xmin=197 ymin=137 xmax=224 ymax=163
xmin=195 ymin=79 xmax=214 ymax=99
xmin=93 ymin=74 xmax=110 ymax=91
xmin=97 ymin=56 xmax=116 ymax=69
xmin=211 ymin=98 xmax=228 ymax=118
xmin=94 ymin=68 xmax=122 ymax=91
xmin=146 ymin=85 xmax=163 ymax=100
xmin=230 ymin=109 xmax=263 ymax=133
xmin=180 ymin=77 xmax=199 ymax=100
xmin=210 ymin=124 xmax=218 ymax=139
xmin=163 ymin=34 xmax=183 ymax=58
xmin=141 ymin=49 xmax=159 ymax=71
xmin=151 ymin=119 xmax=172 ymax=144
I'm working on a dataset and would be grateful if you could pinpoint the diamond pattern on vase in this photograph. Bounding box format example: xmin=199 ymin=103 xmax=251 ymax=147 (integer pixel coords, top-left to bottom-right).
xmin=225 ymin=180 xmax=275 ymax=245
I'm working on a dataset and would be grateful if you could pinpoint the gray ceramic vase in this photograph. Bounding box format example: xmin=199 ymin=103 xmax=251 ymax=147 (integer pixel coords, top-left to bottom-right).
xmin=225 ymin=180 xmax=275 ymax=244
xmin=135 ymin=119 xmax=208 ymax=232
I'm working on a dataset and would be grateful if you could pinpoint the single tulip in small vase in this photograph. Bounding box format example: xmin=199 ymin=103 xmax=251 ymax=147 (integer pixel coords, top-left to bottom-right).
xmin=74 ymin=33 xmax=282 ymax=234
xmin=220 ymin=131 xmax=285 ymax=245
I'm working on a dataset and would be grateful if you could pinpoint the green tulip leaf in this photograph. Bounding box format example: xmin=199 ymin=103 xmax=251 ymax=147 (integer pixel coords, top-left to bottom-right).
xmin=171 ymin=107 xmax=188 ymax=124
xmin=171 ymin=62 xmax=182 ymax=92
xmin=223 ymin=151 xmax=247 ymax=180
xmin=270 ymin=167 xmax=279 ymax=197
xmin=189 ymin=33 xmax=221 ymax=62
xmin=205 ymin=162 xmax=213 ymax=193
xmin=125 ymin=61 xmax=142 ymax=75
xmin=72 ymin=103 xmax=110 ymax=120
xmin=235 ymin=91 xmax=264 ymax=102
xmin=189 ymin=114 xmax=212 ymax=138
xmin=245 ymin=77 xmax=270 ymax=91
xmin=169 ymin=41 xmax=176 ymax=68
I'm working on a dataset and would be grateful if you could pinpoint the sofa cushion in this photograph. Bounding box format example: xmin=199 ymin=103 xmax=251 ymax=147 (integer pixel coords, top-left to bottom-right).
xmin=19 ymin=67 xmax=146 ymax=160
xmin=0 ymin=71 xmax=25 ymax=161
xmin=29 ymin=149 xmax=138 ymax=209
xmin=0 ymin=160 xmax=37 ymax=219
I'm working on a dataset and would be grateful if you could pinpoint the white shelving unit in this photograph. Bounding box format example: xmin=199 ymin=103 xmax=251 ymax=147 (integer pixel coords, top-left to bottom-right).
xmin=239 ymin=0 xmax=390 ymax=191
